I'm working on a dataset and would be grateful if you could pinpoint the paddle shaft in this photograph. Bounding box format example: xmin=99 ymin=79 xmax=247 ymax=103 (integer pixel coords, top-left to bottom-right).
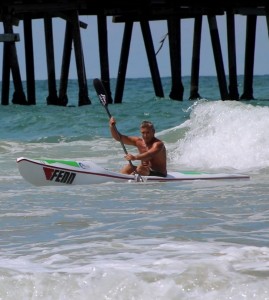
xmin=104 ymin=105 xmax=130 ymax=157
xmin=93 ymin=78 xmax=141 ymax=178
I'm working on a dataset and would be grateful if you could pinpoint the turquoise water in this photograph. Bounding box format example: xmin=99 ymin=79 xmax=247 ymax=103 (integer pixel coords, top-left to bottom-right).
xmin=1 ymin=76 xmax=269 ymax=299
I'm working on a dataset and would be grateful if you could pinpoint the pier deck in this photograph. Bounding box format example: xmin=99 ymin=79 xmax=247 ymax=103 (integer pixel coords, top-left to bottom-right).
xmin=0 ymin=1 xmax=268 ymax=104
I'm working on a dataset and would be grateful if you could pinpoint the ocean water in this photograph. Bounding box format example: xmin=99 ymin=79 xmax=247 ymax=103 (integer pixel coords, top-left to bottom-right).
xmin=1 ymin=76 xmax=269 ymax=299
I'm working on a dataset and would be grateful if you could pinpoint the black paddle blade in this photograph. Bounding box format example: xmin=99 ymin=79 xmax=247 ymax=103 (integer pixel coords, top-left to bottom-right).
xmin=93 ymin=78 xmax=108 ymax=107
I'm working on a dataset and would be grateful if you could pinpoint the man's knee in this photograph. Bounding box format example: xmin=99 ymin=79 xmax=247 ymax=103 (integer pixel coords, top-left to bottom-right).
xmin=121 ymin=164 xmax=136 ymax=174
xmin=136 ymin=165 xmax=149 ymax=176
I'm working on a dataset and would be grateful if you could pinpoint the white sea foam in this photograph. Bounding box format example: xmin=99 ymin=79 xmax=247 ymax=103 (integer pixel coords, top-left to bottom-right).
xmin=170 ymin=100 xmax=269 ymax=171
xmin=0 ymin=241 xmax=269 ymax=299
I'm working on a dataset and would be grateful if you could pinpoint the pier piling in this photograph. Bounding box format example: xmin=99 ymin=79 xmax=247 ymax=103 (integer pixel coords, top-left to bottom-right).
xmin=23 ymin=16 xmax=36 ymax=105
xmin=189 ymin=15 xmax=202 ymax=100
xmin=168 ymin=16 xmax=184 ymax=101
xmin=240 ymin=15 xmax=257 ymax=100
xmin=58 ymin=19 xmax=73 ymax=106
xmin=0 ymin=1 xmax=269 ymax=104
xmin=114 ymin=21 xmax=133 ymax=104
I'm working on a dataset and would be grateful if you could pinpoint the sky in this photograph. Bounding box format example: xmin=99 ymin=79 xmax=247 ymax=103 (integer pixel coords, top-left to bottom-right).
xmin=0 ymin=14 xmax=269 ymax=80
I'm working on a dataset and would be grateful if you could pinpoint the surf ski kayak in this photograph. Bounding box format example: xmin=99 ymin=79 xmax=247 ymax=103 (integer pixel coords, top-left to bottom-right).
xmin=16 ymin=157 xmax=250 ymax=186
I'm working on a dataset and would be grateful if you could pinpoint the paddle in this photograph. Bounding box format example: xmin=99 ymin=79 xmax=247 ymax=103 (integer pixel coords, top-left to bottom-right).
xmin=93 ymin=78 xmax=143 ymax=182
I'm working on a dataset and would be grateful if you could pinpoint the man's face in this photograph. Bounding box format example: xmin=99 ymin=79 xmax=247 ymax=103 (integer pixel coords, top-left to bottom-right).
xmin=140 ymin=126 xmax=154 ymax=143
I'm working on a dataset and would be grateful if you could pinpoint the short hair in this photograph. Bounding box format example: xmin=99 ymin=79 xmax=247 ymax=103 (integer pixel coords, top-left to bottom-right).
xmin=140 ymin=120 xmax=155 ymax=132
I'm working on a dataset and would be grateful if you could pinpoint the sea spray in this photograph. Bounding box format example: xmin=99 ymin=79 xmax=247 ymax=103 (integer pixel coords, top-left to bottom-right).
xmin=171 ymin=100 xmax=269 ymax=171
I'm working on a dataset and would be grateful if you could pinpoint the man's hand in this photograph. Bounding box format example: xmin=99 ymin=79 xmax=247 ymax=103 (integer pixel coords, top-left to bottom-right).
xmin=109 ymin=117 xmax=116 ymax=127
xmin=125 ymin=153 xmax=136 ymax=161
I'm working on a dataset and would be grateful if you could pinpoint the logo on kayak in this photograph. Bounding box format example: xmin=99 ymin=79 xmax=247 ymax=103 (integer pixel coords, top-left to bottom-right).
xmin=43 ymin=167 xmax=76 ymax=184
xmin=78 ymin=162 xmax=87 ymax=169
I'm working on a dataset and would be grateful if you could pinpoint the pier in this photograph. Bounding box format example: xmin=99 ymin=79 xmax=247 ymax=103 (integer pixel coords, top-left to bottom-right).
xmin=0 ymin=1 xmax=268 ymax=105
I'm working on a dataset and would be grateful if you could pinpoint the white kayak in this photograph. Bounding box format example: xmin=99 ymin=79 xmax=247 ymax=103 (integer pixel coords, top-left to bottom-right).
xmin=17 ymin=157 xmax=250 ymax=186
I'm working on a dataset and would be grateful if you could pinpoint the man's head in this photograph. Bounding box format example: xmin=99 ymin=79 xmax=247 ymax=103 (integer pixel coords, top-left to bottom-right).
xmin=140 ymin=121 xmax=155 ymax=142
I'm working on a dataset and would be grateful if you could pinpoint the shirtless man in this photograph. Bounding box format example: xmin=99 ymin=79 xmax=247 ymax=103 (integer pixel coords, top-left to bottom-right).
xmin=109 ymin=117 xmax=167 ymax=177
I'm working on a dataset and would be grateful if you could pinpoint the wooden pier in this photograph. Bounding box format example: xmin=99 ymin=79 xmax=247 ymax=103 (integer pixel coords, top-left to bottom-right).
xmin=0 ymin=1 xmax=268 ymax=105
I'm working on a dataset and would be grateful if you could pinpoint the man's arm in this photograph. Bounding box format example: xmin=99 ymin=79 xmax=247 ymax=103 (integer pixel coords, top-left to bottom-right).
xmin=125 ymin=141 xmax=164 ymax=161
xmin=109 ymin=117 xmax=137 ymax=146
xmin=109 ymin=117 xmax=121 ymax=141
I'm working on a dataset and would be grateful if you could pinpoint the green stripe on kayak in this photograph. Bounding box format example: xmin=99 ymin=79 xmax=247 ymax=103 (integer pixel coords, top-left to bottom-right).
xmin=180 ymin=170 xmax=208 ymax=175
xmin=42 ymin=159 xmax=80 ymax=167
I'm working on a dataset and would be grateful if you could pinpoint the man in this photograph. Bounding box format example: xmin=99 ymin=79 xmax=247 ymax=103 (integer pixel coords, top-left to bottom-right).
xmin=109 ymin=117 xmax=167 ymax=177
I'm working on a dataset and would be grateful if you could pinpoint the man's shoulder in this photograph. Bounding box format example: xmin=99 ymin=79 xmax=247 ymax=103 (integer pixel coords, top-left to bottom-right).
xmin=128 ymin=135 xmax=141 ymax=144
xmin=154 ymin=138 xmax=165 ymax=145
